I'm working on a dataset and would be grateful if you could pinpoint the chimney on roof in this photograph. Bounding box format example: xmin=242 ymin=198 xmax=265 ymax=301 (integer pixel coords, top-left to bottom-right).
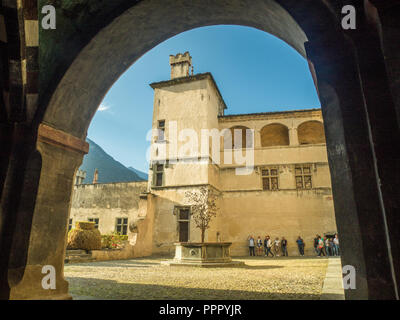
xmin=169 ymin=52 xmax=192 ymax=79
xmin=92 ymin=168 xmax=98 ymax=184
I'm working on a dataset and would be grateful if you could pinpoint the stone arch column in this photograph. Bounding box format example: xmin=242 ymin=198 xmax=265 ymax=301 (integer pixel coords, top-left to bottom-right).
xmin=2 ymin=124 xmax=88 ymax=299
xmin=347 ymin=1 xmax=400 ymax=297
xmin=253 ymin=125 xmax=262 ymax=149
xmin=3 ymin=0 xmax=398 ymax=300
xmin=306 ymin=34 xmax=399 ymax=299
xmin=289 ymin=127 xmax=299 ymax=146
xmin=0 ymin=0 xmax=39 ymax=198
xmin=369 ymin=0 xmax=400 ymax=125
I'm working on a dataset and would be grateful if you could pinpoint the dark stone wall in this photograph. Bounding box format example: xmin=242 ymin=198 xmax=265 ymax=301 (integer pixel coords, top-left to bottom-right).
xmin=38 ymin=0 xmax=141 ymax=119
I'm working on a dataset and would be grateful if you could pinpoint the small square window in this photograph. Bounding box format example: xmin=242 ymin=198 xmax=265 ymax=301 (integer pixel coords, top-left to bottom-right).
xmin=295 ymin=165 xmax=312 ymax=189
xmin=115 ymin=218 xmax=128 ymax=235
xmin=158 ymin=120 xmax=165 ymax=141
xmin=261 ymin=167 xmax=279 ymax=190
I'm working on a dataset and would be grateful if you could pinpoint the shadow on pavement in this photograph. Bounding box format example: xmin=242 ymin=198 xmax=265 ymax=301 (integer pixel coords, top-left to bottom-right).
xmin=67 ymin=276 xmax=321 ymax=300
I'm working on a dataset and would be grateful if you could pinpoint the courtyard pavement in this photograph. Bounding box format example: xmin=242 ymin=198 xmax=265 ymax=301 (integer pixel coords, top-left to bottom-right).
xmin=64 ymin=256 xmax=344 ymax=300
xmin=320 ymin=257 xmax=345 ymax=300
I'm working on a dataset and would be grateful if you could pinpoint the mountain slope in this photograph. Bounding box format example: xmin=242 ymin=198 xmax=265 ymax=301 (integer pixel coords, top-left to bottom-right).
xmin=128 ymin=166 xmax=148 ymax=180
xmin=79 ymin=139 xmax=146 ymax=184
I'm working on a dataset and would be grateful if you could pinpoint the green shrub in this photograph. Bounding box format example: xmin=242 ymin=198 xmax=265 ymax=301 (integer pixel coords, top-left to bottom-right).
xmin=101 ymin=232 xmax=128 ymax=249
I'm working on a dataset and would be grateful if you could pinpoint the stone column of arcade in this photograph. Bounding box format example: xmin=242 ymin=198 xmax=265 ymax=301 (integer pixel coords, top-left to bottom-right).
xmin=305 ymin=37 xmax=398 ymax=300
xmin=347 ymin=2 xmax=400 ymax=299
xmin=288 ymin=127 xmax=299 ymax=146
xmin=370 ymin=0 xmax=400 ymax=125
xmin=0 ymin=123 xmax=13 ymax=199
xmin=4 ymin=124 xmax=88 ymax=299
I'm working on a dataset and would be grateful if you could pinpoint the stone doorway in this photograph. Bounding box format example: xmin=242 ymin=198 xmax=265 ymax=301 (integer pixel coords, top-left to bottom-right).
xmin=177 ymin=208 xmax=190 ymax=243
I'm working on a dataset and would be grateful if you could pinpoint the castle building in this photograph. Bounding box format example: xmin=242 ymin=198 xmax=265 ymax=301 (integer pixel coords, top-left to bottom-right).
xmin=70 ymin=52 xmax=337 ymax=256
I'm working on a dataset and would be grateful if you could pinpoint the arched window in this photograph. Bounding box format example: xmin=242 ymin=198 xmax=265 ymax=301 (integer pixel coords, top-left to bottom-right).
xmin=260 ymin=123 xmax=289 ymax=147
xmin=224 ymin=126 xmax=253 ymax=149
xmin=297 ymin=121 xmax=325 ymax=144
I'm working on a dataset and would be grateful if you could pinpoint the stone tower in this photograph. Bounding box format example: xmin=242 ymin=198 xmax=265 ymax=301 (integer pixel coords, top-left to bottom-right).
xmin=169 ymin=52 xmax=192 ymax=79
xmin=149 ymin=53 xmax=227 ymax=187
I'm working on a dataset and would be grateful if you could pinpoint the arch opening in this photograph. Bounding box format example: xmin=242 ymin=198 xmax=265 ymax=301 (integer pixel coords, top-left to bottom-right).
xmin=224 ymin=126 xmax=254 ymax=149
xmin=297 ymin=120 xmax=325 ymax=145
xmin=30 ymin=0 xmax=386 ymax=301
xmin=260 ymin=123 xmax=290 ymax=147
xmin=42 ymin=0 xmax=321 ymax=139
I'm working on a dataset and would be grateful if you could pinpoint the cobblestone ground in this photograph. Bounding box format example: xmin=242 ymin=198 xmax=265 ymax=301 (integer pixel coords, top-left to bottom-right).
xmin=64 ymin=256 xmax=329 ymax=300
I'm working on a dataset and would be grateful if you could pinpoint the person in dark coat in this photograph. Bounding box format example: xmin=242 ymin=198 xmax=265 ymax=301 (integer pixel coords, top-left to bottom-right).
xmin=281 ymin=237 xmax=288 ymax=256
xmin=296 ymin=236 xmax=305 ymax=256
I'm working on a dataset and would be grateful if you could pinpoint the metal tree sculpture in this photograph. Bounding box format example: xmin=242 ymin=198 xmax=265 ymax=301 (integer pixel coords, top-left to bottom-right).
xmin=184 ymin=186 xmax=218 ymax=243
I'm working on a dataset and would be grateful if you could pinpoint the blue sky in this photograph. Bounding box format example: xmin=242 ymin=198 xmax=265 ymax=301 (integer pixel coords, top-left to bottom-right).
xmin=88 ymin=25 xmax=320 ymax=173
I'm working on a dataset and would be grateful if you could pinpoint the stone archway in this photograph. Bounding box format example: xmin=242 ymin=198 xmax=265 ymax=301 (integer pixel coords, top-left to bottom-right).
xmin=297 ymin=121 xmax=325 ymax=145
xmin=1 ymin=0 xmax=399 ymax=300
xmin=43 ymin=0 xmax=313 ymax=139
xmin=225 ymin=126 xmax=254 ymax=149
xmin=260 ymin=123 xmax=290 ymax=147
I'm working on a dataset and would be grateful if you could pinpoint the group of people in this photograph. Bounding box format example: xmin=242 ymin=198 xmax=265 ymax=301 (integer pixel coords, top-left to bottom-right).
xmin=247 ymin=235 xmax=297 ymax=257
xmin=313 ymin=234 xmax=340 ymax=257
xmin=247 ymin=234 xmax=339 ymax=257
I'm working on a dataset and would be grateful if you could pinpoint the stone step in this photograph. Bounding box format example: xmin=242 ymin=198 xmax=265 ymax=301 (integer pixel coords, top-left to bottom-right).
xmin=67 ymin=251 xmax=91 ymax=256
xmin=66 ymin=249 xmax=87 ymax=255
xmin=67 ymin=253 xmax=92 ymax=258
xmin=65 ymin=250 xmax=95 ymax=263
xmin=65 ymin=256 xmax=96 ymax=263
xmin=65 ymin=259 xmax=96 ymax=264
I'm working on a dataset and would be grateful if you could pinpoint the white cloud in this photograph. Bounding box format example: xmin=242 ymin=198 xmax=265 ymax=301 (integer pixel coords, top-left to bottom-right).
xmin=98 ymin=103 xmax=111 ymax=112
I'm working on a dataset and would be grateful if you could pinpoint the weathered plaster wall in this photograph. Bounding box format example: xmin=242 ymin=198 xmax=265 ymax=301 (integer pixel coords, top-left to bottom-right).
xmin=150 ymin=187 xmax=219 ymax=255
xmin=148 ymin=184 xmax=336 ymax=257
xmin=219 ymin=189 xmax=336 ymax=256
xmin=88 ymin=192 xmax=156 ymax=260
xmin=70 ymin=181 xmax=147 ymax=235
xmin=218 ymin=163 xmax=331 ymax=191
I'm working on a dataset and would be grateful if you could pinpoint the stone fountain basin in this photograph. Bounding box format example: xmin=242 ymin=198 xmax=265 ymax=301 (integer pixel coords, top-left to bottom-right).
xmin=161 ymin=242 xmax=244 ymax=267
